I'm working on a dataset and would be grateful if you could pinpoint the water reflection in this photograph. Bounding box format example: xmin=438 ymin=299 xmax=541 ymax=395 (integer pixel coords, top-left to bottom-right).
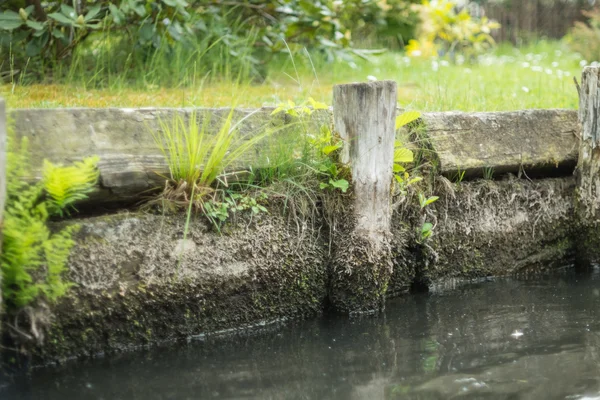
xmin=4 ymin=270 xmax=600 ymax=399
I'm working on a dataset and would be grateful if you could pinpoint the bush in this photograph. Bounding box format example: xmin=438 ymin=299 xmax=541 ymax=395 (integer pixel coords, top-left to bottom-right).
xmin=406 ymin=0 xmax=500 ymax=60
xmin=0 ymin=0 xmax=423 ymax=85
xmin=339 ymin=0 xmax=421 ymax=49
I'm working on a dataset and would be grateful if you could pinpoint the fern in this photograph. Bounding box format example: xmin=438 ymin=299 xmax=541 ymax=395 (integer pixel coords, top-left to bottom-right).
xmin=1 ymin=127 xmax=99 ymax=311
xmin=43 ymin=156 xmax=100 ymax=216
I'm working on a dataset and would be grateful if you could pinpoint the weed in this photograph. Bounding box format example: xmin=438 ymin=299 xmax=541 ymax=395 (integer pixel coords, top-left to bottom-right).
xmin=483 ymin=166 xmax=495 ymax=180
xmin=150 ymin=109 xmax=269 ymax=207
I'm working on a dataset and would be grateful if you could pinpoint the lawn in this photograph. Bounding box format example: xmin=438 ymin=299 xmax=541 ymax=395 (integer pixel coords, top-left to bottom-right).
xmin=1 ymin=41 xmax=585 ymax=111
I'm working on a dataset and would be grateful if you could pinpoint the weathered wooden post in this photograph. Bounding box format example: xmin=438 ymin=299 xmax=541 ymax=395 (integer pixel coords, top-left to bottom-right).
xmin=576 ymin=67 xmax=600 ymax=265
xmin=330 ymin=81 xmax=396 ymax=313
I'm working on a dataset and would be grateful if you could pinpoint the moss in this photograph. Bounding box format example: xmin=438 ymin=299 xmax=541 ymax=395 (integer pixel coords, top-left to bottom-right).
xmin=4 ymin=205 xmax=328 ymax=364
xmin=419 ymin=176 xmax=576 ymax=283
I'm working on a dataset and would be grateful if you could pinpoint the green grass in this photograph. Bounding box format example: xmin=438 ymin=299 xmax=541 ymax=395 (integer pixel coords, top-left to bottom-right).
xmin=1 ymin=40 xmax=585 ymax=111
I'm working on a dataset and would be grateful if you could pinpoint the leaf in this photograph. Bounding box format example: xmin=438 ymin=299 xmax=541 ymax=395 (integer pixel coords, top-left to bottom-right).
xmin=0 ymin=10 xmax=22 ymax=21
xmin=406 ymin=177 xmax=423 ymax=186
xmin=52 ymin=28 xmax=65 ymax=39
xmin=271 ymin=106 xmax=285 ymax=115
xmin=319 ymin=182 xmax=329 ymax=190
xmin=421 ymin=222 xmax=433 ymax=240
xmin=322 ymin=143 xmax=342 ymax=155
xmin=308 ymin=97 xmax=328 ymax=110
xmin=394 ymin=148 xmax=414 ymax=163
xmin=108 ymin=4 xmax=124 ymax=24
xmin=26 ymin=20 xmax=44 ymax=30
xmin=329 ymin=179 xmax=349 ymax=193
xmin=25 ymin=38 xmax=42 ymax=56
xmin=0 ymin=20 xmax=23 ymax=30
xmin=393 ymin=164 xmax=405 ymax=173
xmin=48 ymin=12 xmax=74 ymax=25
xmin=85 ymin=5 xmax=102 ymax=21
xmin=419 ymin=194 xmax=439 ymax=209
xmin=396 ymin=111 xmax=421 ymax=129
xmin=139 ymin=23 xmax=155 ymax=42
xmin=60 ymin=4 xmax=77 ymax=20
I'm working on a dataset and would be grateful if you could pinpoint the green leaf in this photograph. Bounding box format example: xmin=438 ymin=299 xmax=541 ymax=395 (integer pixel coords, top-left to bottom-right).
xmin=271 ymin=106 xmax=285 ymax=115
xmin=308 ymin=97 xmax=328 ymax=110
xmin=85 ymin=5 xmax=102 ymax=21
xmin=48 ymin=12 xmax=74 ymax=25
xmin=0 ymin=20 xmax=23 ymax=30
xmin=393 ymin=164 xmax=405 ymax=173
xmin=52 ymin=28 xmax=65 ymax=39
xmin=26 ymin=20 xmax=44 ymax=30
xmin=421 ymin=222 xmax=433 ymax=240
xmin=419 ymin=194 xmax=439 ymax=209
xmin=25 ymin=38 xmax=42 ymax=56
xmin=108 ymin=4 xmax=124 ymax=24
xmin=394 ymin=148 xmax=413 ymax=163
xmin=329 ymin=179 xmax=349 ymax=193
xmin=0 ymin=10 xmax=22 ymax=21
xmin=322 ymin=143 xmax=342 ymax=155
xmin=396 ymin=111 xmax=421 ymax=129
xmin=406 ymin=177 xmax=423 ymax=186
xmin=319 ymin=182 xmax=329 ymax=190
xmin=60 ymin=4 xmax=77 ymax=20
xmin=139 ymin=23 xmax=154 ymax=42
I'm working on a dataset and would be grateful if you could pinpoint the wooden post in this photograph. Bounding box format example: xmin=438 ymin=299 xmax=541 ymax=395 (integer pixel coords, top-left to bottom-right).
xmin=576 ymin=67 xmax=600 ymax=265
xmin=329 ymin=81 xmax=396 ymax=314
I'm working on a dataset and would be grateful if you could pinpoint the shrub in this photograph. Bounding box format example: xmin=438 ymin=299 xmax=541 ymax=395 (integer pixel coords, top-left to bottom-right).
xmin=339 ymin=0 xmax=421 ymax=49
xmin=406 ymin=0 xmax=500 ymax=60
xmin=0 ymin=0 xmax=424 ymax=84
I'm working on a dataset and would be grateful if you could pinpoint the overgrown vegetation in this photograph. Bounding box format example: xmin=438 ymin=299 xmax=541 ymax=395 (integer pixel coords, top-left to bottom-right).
xmin=0 ymin=0 xmax=422 ymax=85
xmin=1 ymin=130 xmax=98 ymax=315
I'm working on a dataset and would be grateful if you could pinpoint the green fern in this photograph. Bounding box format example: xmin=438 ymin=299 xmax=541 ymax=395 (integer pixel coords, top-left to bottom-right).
xmin=43 ymin=156 xmax=100 ymax=216
xmin=1 ymin=128 xmax=98 ymax=310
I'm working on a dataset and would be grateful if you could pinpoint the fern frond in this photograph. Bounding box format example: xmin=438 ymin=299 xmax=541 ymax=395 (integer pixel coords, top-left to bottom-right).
xmin=43 ymin=156 xmax=100 ymax=216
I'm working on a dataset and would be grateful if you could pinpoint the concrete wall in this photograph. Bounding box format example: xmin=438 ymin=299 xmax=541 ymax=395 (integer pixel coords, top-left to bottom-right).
xmin=9 ymin=107 xmax=578 ymax=203
xmin=2 ymin=105 xmax=584 ymax=363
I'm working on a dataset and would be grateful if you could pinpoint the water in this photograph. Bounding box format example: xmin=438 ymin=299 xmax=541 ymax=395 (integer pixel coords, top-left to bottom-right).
xmin=3 ymin=270 xmax=600 ymax=399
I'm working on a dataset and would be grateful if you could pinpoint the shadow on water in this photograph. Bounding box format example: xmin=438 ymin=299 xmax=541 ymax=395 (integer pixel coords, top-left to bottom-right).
xmin=3 ymin=269 xmax=600 ymax=399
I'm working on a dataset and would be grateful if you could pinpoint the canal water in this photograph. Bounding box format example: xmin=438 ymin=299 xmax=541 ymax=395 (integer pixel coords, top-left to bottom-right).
xmin=3 ymin=269 xmax=600 ymax=399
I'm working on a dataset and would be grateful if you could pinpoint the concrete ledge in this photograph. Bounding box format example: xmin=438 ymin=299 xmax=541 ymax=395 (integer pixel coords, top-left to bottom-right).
xmin=420 ymin=109 xmax=579 ymax=177
xmin=10 ymin=107 xmax=578 ymax=203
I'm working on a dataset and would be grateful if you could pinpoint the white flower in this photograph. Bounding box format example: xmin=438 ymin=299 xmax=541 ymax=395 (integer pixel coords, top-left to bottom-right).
xmin=521 ymin=86 xmax=530 ymax=93
xmin=551 ymin=61 xmax=559 ymax=68
xmin=367 ymin=75 xmax=377 ymax=82
xmin=545 ymin=68 xmax=553 ymax=75
xmin=531 ymin=66 xmax=543 ymax=72
xmin=522 ymin=62 xmax=530 ymax=68
xmin=431 ymin=61 xmax=439 ymax=72
xmin=580 ymin=60 xmax=589 ymax=67
xmin=440 ymin=60 xmax=450 ymax=67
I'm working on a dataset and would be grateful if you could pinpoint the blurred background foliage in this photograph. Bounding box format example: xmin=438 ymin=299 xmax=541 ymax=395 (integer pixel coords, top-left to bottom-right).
xmin=0 ymin=0 xmax=598 ymax=89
